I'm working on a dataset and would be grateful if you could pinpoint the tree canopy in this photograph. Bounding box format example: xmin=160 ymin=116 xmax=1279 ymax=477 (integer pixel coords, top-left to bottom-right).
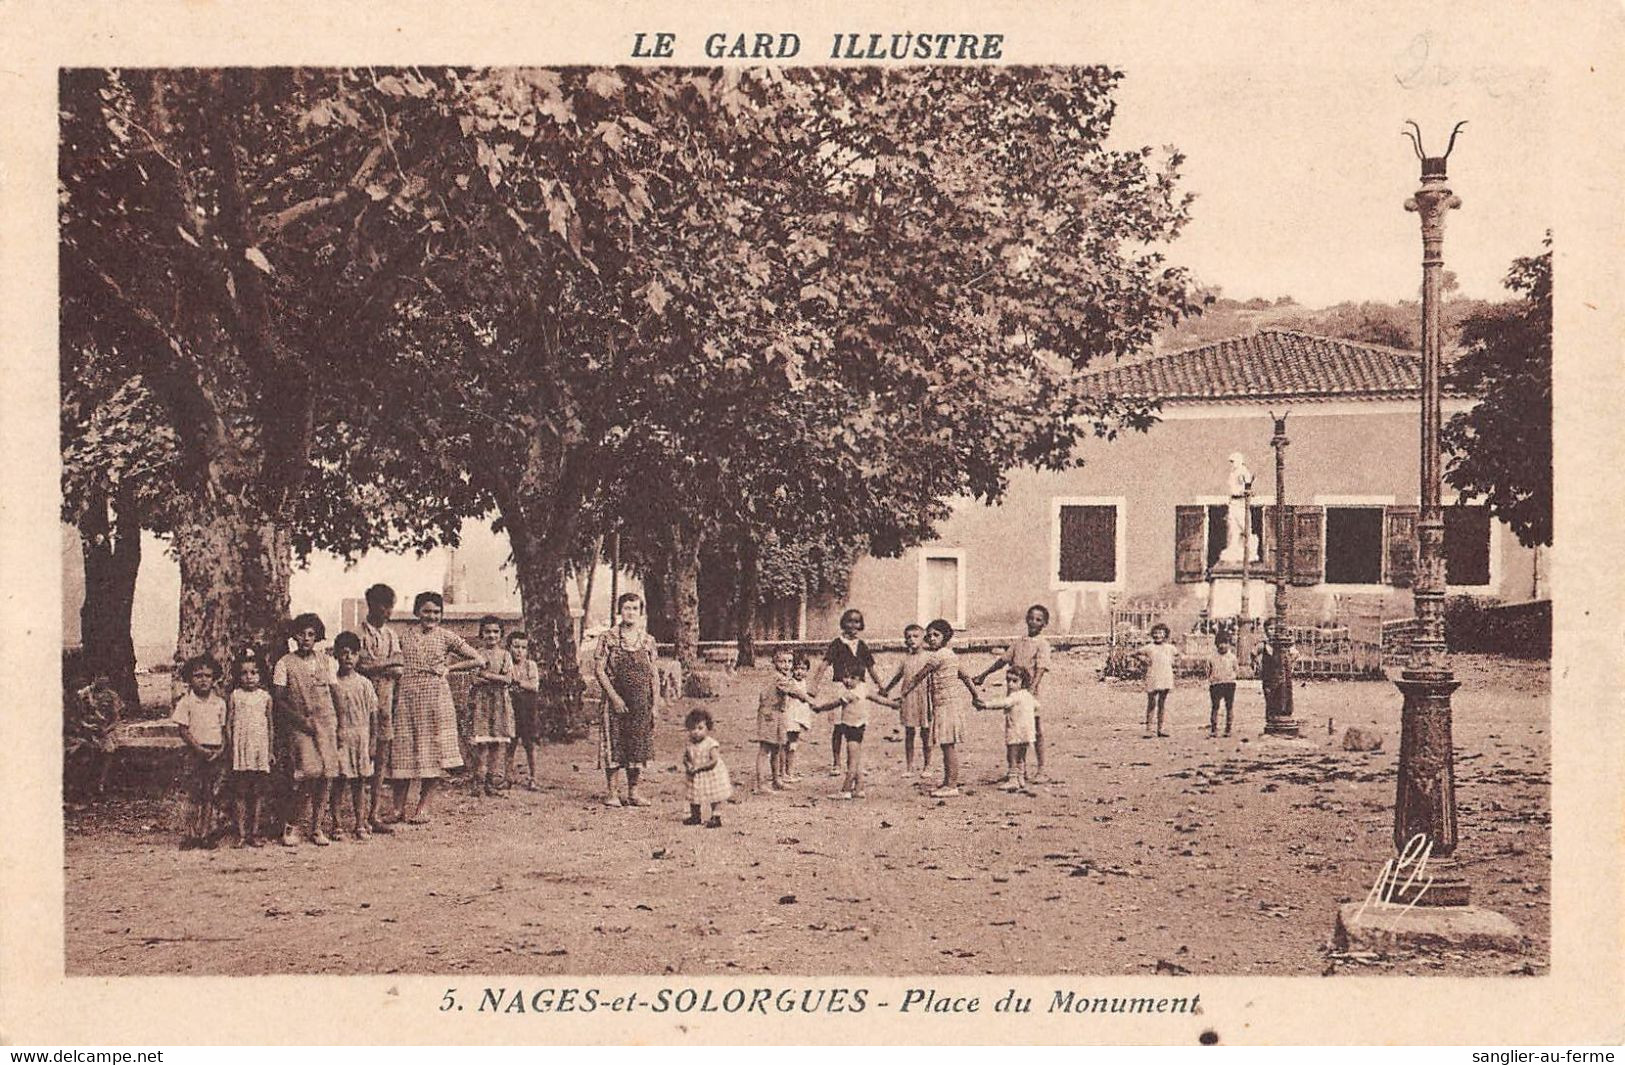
xmin=62 ymin=65 xmax=1198 ymax=720
xmin=1443 ymin=238 xmax=1553 ymax=548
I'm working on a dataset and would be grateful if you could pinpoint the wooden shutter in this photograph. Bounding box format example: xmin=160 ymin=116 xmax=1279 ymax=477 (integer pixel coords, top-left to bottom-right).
xmin=1174 ymin=505 xmax=1205 ymax=583
xmin=1259 ymin=505 xmax=1281 ymax=575
xmin=1290 ymin=505 xmax=1324 ymax=586
xmin=1385 ymin=505 xmax=1420 ymax=587
xmin=1059 ymin=504 xmax=1117 ymax=583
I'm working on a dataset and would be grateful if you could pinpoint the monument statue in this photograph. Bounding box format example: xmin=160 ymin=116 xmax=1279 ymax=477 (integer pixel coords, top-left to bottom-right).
xmin=1220 ymin=452 xmax=1259 ymax=564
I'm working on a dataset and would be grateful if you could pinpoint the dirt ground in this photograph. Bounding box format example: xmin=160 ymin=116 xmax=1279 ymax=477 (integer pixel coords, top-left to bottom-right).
xmin=65 ymin=653 xmax=1548 ymax=977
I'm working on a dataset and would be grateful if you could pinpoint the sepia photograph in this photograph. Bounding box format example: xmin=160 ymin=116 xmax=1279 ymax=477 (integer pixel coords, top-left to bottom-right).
xmin=4 ymin=0 xmax=1622 ymax=1048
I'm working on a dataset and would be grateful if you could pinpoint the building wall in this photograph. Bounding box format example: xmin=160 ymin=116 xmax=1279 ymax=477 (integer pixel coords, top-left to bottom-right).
xmin=813 ymin=402 xmax=1540 ymax=639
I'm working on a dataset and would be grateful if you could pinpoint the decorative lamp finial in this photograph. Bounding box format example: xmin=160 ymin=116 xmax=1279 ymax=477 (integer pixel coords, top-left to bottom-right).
xmin=1404 ymin=119 xmax=1467 ymax=179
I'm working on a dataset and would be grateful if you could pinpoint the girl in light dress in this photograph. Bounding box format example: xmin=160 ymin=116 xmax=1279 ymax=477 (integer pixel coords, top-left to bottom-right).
xmin=897 ymin=619 xmax=979 ymax=798
xmin=467 ymin=616 xmax=516 ymax=797
xmin=226 ymin=653 xmax=273 ymax=847
xmin=1136 ymin=622 xmax=1178 ymax=738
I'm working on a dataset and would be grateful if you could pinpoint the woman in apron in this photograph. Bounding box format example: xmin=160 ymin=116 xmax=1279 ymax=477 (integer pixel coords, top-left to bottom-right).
xmin=592 ymin=592 xmax=661 ymax=808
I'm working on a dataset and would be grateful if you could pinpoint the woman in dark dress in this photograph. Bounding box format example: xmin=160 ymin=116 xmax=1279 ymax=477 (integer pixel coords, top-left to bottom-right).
xmin=593 ymin=593 xmax=661 ymax=808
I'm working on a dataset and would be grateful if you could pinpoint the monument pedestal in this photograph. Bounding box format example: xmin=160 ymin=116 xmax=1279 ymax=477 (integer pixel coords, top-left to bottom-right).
xmin=1207 ymin=562 xmax=1267 ymax=620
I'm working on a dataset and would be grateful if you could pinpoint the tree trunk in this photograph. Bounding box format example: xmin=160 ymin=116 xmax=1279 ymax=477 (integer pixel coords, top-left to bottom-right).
xmin=643 ymin=561 xmax=674 ymax=644
xmin=512 ymin=539 xmax=588 ymax=740
xmin=172 ymin=498 xmax=292 ymax=688
xmin=734 ymin=534 xmax=760 ymax=668
xmin=501 ymin=493 xmax=588 ymax=740
xmin=668 ymin=524 xmax=705 ymax=694
xmin=77 ymin=491 xmax=142 ymax=709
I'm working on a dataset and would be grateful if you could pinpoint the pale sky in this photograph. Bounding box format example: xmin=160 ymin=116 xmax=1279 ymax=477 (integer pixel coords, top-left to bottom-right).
xmin=1108 ymin=59 xmax=1551 ymax=306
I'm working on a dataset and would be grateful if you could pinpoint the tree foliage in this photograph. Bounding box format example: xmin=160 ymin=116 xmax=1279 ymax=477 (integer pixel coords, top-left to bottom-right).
xmin=1443 ymin=238 xmax=1552 ymax=548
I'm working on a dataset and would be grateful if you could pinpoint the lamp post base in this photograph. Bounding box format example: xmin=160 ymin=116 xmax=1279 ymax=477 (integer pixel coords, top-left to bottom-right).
xmin=1333 ymin=901 xmax=1524 ymax=955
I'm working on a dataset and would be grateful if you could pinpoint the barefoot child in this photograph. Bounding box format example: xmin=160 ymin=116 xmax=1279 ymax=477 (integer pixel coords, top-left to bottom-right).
xmin=172 ymin=655 xmax=227 ymax=849
xmin=505 ymin=631 xmax=543 ymax=789
xmin=356 ymin=583 xmax=403 ymax=833
xmin=754 ymin=650 xmax=797 ymax=793
xmin=975 ymin=604 xmax=1052 ymax=779
xmin=225 ymin=653 xmax=273 ymax=847
xmin=467 ymin=616 xmax=515 ymax=797
xmin=975 ymin=667 xmax=1038 ymax=792
xmin=1208 ymin=632 xmax=1239 ymax=737
xmin=808 ymin=674 xmax=899 ymax=800
xmin=880 ymin=624 xmax=932 ymax=776
xmin=274 ymin=614 xmax=341 ymax=846
xmin=682 ymin=708 xmax=732 ymax=828
xmin=779 ymin=653 xmax=814 ymax=783
xmin=1136 ymin=623 xmax=1177 ymax=738
xmin=330 ymin=632 xmax=379 ymax=839
xmin=809 ymin=608 xmax=885 ymax=775
xmin=899 ymin=619 xmax=979 ymax=798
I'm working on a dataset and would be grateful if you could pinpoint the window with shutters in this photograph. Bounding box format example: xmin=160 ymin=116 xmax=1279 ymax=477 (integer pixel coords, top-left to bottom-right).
xmin=1052 ymin=498 xmax=1123 ymax=588
xmin=1445 ymin=505 xmax=1492 ymax=586
xmin=1323 ymin=506 xmax=1386 ymax=585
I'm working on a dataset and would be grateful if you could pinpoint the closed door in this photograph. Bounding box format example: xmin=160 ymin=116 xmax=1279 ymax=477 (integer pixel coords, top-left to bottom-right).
xmin=923 ymin=556 xmax=961 ymax=624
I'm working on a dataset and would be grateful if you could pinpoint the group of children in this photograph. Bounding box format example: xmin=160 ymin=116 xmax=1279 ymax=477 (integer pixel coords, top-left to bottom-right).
xmin=161 ymin=586 xmax=1274 ymax=844
xmin=167 ymin=588 xmax=550 ymax=850
xmin=727 ymin=604 xmax=1058 ymax=805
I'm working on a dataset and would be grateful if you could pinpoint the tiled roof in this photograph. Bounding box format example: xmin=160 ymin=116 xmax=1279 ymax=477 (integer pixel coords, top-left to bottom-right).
xmin=1079 ymin=328 xmax=1460 ymax=403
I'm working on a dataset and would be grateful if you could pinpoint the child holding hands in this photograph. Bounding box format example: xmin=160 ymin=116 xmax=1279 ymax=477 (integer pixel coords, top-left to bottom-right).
xmin=975 ymin=604 xmax=1052 ymax=780
xmin=779 ymin=654 xmax=814 ymax=783
xmin=880 ymin=624 xmax=932 ymax=776
xmin=808 ymin=674 xmax=898 ymax=800
xmin=975 ymin=667 xmax=1039 ymax=792
xmin=899 ymin=619 xmax=979 ymax=798
xmin=754 ymin=650 xmax=798 ymax=793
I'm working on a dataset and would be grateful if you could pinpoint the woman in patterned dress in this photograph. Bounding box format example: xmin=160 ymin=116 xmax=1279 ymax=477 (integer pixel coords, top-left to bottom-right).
xmin=592 ymin=592 xmax=661 ymax=808
xmin=388 ymin=591 xmax=484 ymax=824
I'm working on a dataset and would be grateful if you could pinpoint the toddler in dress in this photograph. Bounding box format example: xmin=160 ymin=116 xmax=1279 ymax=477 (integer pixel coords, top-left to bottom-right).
xmin=682 ymin=708 xmax=732 ymax=828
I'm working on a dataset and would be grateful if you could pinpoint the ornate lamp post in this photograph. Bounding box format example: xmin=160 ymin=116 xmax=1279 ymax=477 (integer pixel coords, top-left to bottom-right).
xmin=1333 ymin=123 xmax=1518 ymax=953
xmin=1263 ymin=411 xmax=1298 ymax=735
xmin=1391 ymin=121 xmax=1468 ymax=904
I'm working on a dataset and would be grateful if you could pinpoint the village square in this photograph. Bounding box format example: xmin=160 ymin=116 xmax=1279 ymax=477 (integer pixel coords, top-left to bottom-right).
xmin=57 ymin=65 xmax=1551 ymax=978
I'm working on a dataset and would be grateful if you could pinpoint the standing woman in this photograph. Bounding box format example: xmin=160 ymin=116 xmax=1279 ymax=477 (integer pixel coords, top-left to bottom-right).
xmin=389 ymin=591 xmax=484 ymax=824
xmin=593 ymin=592 xmax=661 ymax=808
